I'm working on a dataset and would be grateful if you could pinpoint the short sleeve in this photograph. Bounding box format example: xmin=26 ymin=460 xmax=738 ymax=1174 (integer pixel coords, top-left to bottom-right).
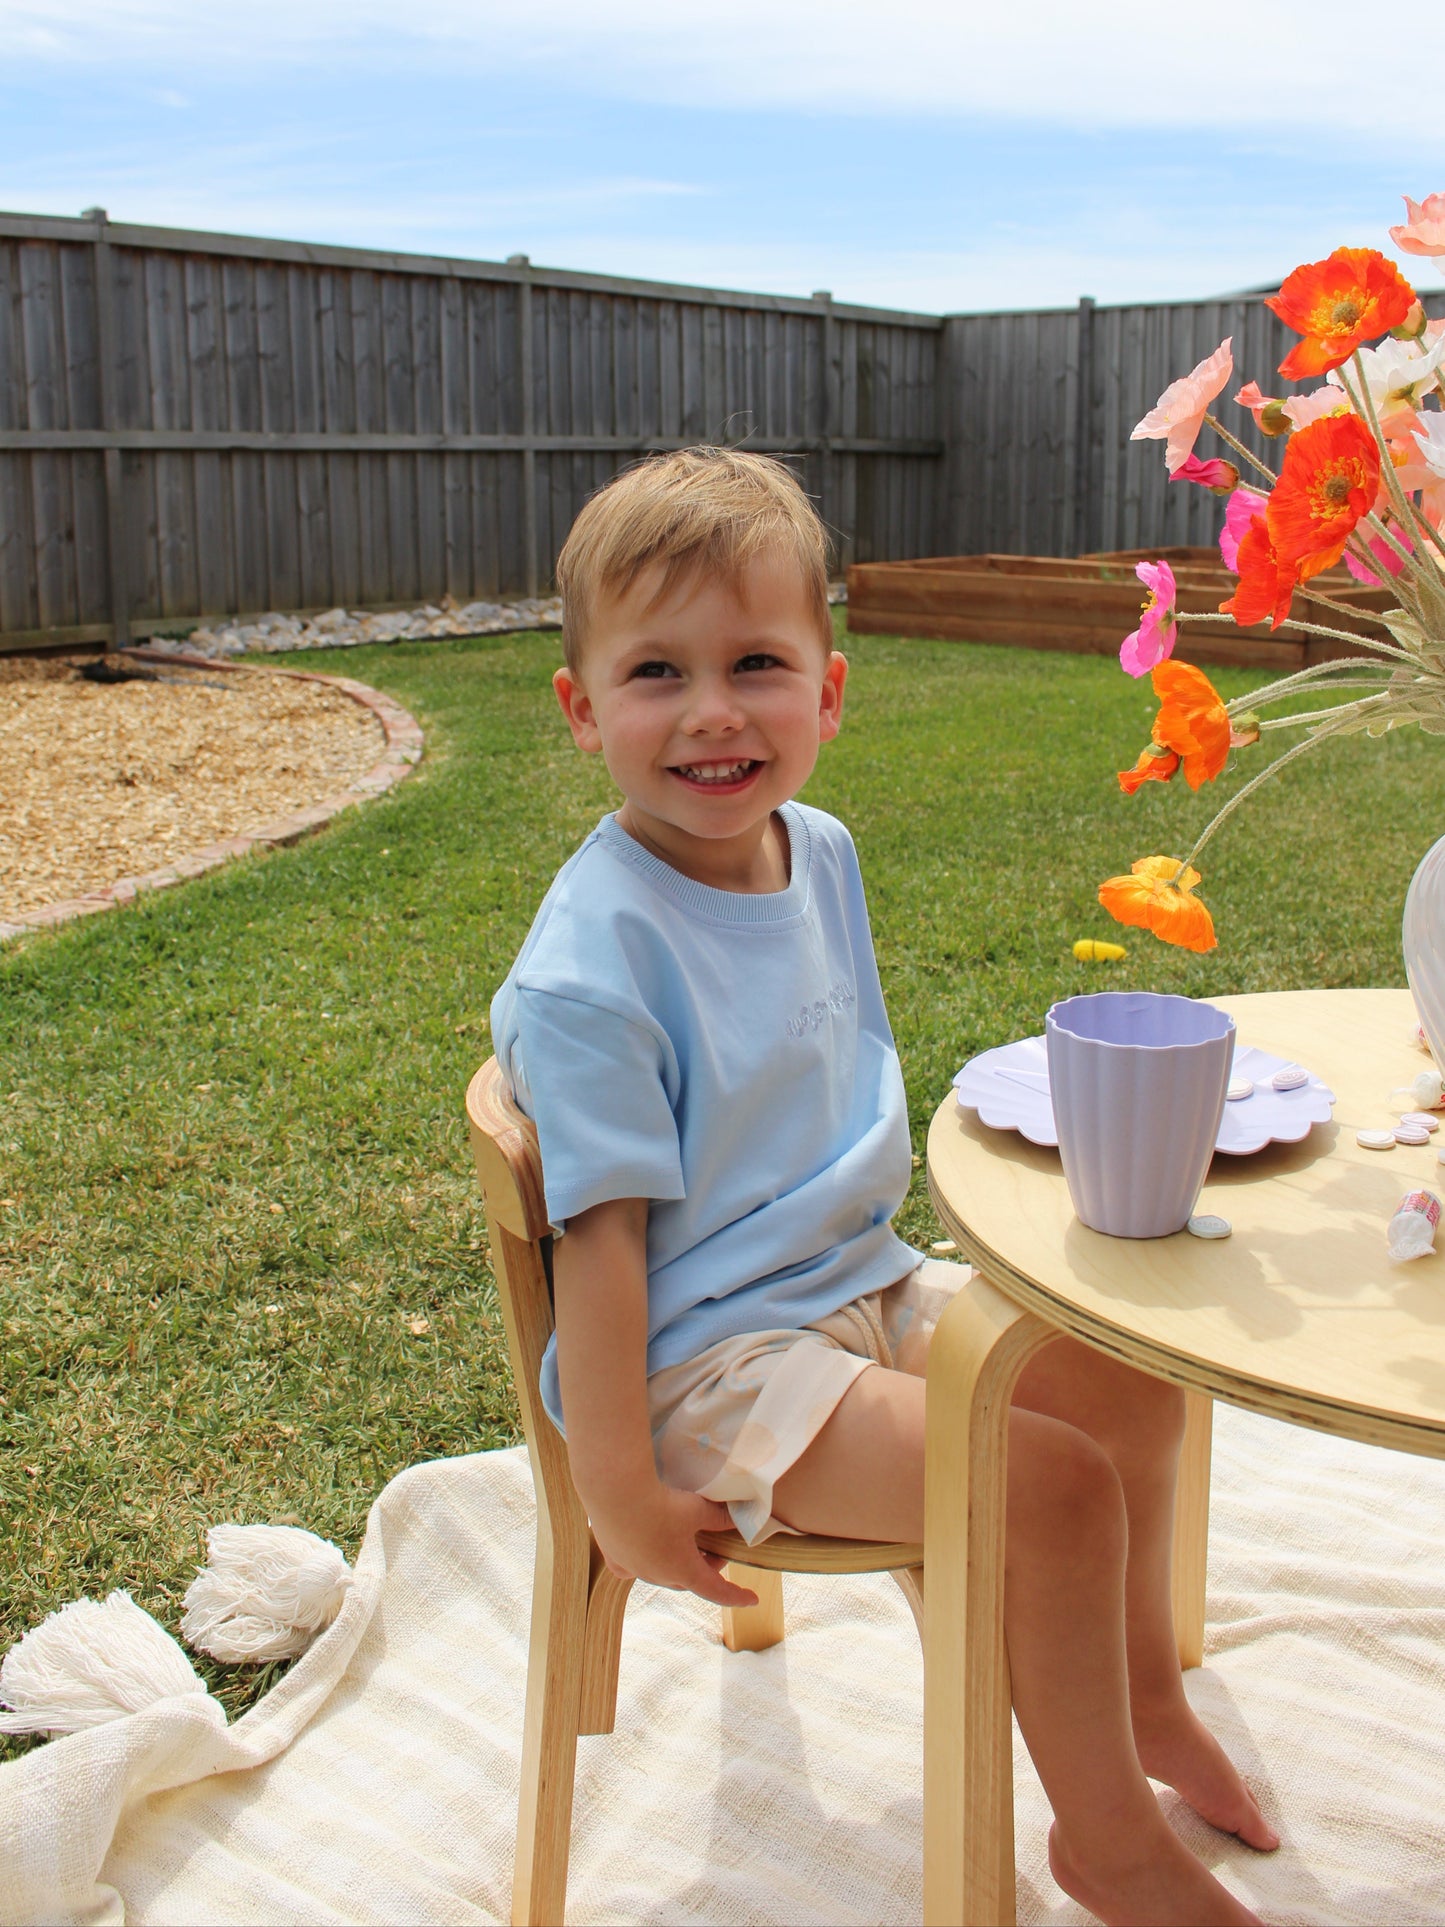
xmin=511 ymin=986 xmax=685 ymax=1230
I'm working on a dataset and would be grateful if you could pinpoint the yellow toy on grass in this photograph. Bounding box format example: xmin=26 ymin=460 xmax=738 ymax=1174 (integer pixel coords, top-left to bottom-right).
xmin=1073 ymin=938 xmax=1127 ymax=962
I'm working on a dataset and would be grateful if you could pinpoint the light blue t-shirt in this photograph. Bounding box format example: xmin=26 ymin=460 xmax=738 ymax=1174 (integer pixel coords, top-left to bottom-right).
xmin=489 ymin=802 xmax=916 ymax=1428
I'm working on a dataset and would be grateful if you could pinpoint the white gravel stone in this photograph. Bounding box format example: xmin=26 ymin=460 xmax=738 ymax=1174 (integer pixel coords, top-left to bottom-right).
xmin=181 ymin=593 xmax=566 ymax=658
xmin=177 ymin=580 xmax=846 ymax=659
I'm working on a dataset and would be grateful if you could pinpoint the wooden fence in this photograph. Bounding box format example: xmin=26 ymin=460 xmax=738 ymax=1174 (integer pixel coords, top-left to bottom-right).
xmin=0 ymin=211 xmax=942 ymax=648
xmin=0 ymin=207 xmax=1438 ymax=648
xmin=940 ymin=290 xmax=1445 ymax=559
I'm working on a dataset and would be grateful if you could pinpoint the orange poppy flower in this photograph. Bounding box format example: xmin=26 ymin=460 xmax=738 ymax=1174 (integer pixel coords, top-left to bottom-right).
xmin=1267 ymin=414 xmax=1381 ymax=580
xmin=1220 ymin=514 xmax=1299 ymax=629
xmin=1149 ymin=659 xmax=1232 ymax=790
xmin=1266 ymin=248 xmax=1417 ymax=378
xmin=1098 ymin=856 xmax=1216 ymax=953
xmin=1117 ymin=745 xmax=1181 ymax=794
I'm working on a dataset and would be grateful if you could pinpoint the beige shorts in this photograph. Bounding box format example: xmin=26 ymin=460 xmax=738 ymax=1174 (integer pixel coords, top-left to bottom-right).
xmin=647 ymin=1256 xmax=970 ymax=1545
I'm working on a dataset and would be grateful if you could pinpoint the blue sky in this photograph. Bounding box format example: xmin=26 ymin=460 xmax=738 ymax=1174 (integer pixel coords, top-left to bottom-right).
xmin=3 ymin=0 xmax=1442 ymax=315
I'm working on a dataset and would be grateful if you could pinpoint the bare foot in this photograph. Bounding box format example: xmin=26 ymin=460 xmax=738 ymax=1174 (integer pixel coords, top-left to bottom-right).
xmin=1133 ymin=1697 xmax=1279 ymax=1851
xmin=1049 ymin=1820 xmax=1265 ymax=1927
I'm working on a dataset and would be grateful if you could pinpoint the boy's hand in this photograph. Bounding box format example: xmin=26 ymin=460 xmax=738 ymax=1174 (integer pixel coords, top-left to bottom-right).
xmin=589 ymin=1482 xmax=759 ymax=1610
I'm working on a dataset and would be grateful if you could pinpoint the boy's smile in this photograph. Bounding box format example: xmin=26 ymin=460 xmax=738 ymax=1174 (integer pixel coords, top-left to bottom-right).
xmin=553 ymin=551 xmax=847 ymax=893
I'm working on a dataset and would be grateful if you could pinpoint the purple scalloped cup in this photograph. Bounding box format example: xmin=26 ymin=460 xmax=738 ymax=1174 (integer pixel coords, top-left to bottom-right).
xmin=1045 ymin=992 xmax=1235 ymax=1239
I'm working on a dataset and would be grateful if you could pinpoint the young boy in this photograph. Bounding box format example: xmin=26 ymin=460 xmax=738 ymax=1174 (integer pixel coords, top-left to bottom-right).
xmin=490 ymin=448 xmax=1275 ymax=1926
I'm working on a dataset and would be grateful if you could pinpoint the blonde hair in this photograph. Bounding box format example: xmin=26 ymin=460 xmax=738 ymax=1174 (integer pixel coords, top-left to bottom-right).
xmin=555 ymin=447 xmax=832 ymax=671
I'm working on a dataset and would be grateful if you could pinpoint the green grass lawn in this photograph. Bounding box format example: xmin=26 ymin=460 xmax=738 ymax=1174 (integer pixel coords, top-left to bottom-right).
xmin=3 ymin=616 xmax=1441 ymax=1751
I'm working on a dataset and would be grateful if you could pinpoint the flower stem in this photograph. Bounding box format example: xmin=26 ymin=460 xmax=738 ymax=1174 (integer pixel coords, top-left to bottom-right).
xmin=1362 ymin=507 xmax=1420 ymax=573
xmin=1174 ymin=715 xmax=1354 ymax=879
xmin=1338 ymin=359 xmax=1445 ymax=625
xmin=1342 ymin=356 xmax=1424 ymax=542
xmin=1202 ymin=412 xmax=1277 ymax=485
xmin=1255 ymin=691 xmax=1394 ymax=726
xmin=1403 ymin=492 xmax=1445 ymax=567
xmin=1296 ymin=581 xmax=1387 ymax=622
xmin=1176 ymin=606 xmax=1408 ymax=651
xmin=1225 ymin=655 xmax=1421 ymax=713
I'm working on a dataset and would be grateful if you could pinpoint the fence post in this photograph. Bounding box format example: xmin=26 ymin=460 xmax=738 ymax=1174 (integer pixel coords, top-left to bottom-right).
xmin=1071 ymin=296 xmax=1096 ymax=559
xmin=935 ymin=314 xmax=955 ymax=556
xmin=814 ymin=290 xmax=839 ymax=561
xmin=509 ymin=254 xmax=539 ymax=599
xmin=85 ymin=207 xmax=129 ymax=648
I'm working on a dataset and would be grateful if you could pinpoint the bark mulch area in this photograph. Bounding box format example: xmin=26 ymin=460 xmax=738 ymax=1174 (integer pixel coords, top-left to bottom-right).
xmin=0 ymin=655 xmax=398 ymax=925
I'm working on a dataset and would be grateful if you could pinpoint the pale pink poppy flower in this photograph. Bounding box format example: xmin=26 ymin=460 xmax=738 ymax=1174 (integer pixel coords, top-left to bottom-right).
xmin=1219 ymin=488 xmax=1270 ymax=572
xmin=1390 ymin=193 xmax=1445 ymax=262
xmin=1119 ymin=560 xmax=1179 ymax=677
xmin=1235 ymin=380 xmax=1272 ymax=425
xmin=1385 ymin=414 xmax=1432 ymax=493
xmin=1169 ymin=452 xmax=1240 ymax=495
xmin=1414 ymin=414 xmax=1445 ymax=481
xmin=1281 ymin=383 xmax=1352 ymax=431
xmin=1131 ymin=338 xmax=1234 ymax=472
xmin=1346 ymin=523 xmax=1414 ymax=586
xmin=1234 ymin=380 xmax=1291 ymax=436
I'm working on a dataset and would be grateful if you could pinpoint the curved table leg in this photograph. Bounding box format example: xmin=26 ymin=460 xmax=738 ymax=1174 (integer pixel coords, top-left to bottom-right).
xmin=923 ymin=1270 xmax=1054 ymax=1927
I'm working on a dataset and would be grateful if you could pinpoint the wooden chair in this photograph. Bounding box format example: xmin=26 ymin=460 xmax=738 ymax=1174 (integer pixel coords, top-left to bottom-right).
xmin=466 ymin=1056 xmax=927 ymax=1926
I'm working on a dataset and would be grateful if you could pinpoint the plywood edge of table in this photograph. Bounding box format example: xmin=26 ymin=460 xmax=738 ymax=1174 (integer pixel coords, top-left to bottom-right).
xmin=927 ymin=987 xmax=1445 ymax=1460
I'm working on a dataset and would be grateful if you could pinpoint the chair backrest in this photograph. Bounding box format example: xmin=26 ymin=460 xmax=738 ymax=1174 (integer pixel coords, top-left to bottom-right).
xmin=466 ymin=1058 xmax=583 ymax=1540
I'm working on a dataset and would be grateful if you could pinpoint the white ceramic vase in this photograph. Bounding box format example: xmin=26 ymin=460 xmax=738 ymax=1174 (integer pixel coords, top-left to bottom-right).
xmin=1403 ymin=832 xmax=1445 ymax=1063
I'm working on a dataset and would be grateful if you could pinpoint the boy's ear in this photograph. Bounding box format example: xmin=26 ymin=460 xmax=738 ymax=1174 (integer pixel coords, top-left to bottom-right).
xmin=817 ymin=650 xmax=848 ymax=745
xmin=553 ymin=666 xmax=602 ymax=753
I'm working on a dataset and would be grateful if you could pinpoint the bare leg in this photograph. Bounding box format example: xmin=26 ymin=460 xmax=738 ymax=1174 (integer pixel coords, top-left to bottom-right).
xmin=772 ymin=1368 xmax=1262 ymax=1927
xmin=1014 ymin=1339 xmax=1277 ymax=1852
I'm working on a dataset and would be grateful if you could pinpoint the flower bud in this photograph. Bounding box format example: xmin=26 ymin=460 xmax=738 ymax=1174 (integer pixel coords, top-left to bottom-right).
xmin=1229 ymin=711 xmax=1261 ymax=747
xmin=1391 ymin=300 xmax=1428 ymax=341
xmin=1260 ymin=401 xmax=1292 ymax=437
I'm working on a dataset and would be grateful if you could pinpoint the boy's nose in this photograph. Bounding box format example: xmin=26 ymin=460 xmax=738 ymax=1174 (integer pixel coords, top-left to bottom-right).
xmin=682 ymin=678 xmax=746 ymax=733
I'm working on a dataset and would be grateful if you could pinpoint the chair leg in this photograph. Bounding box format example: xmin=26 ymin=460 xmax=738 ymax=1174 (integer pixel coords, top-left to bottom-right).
xmin=922 ymin=1271 xmax=1053 ymax=1927
xmin=512 ymin=1517 xmax=590 ymax=1927
xmin=578 ymin=1542 xmax=634 ymax=1735
xmin=720 ymin=1564 xmax=785 ymax=1652
xmin=1170 ymin=1390 xmax=1213 ymax=1671
xmin=892 ymin=1563 xmax=924 ymax=1645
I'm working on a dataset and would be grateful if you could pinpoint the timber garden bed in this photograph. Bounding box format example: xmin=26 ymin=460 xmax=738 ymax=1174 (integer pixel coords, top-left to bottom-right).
xmin=846 ymin=548 xmax=1394 ymax=672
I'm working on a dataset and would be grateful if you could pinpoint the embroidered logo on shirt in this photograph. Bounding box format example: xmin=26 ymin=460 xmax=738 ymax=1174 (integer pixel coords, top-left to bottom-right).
xmin=786 ymin=979 xmax=855 ymax=1038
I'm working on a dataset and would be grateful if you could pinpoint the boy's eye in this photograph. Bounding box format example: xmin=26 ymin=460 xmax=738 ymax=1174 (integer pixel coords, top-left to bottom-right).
xmin=630 ymin=660 xmax=677 ymax=679
xmin=735 ymin=652 xmax=781 ymax=673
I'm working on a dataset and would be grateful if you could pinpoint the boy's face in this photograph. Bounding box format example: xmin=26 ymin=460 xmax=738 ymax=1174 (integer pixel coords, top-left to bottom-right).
xmin=553 ymin=551 xmax=847 ymax=888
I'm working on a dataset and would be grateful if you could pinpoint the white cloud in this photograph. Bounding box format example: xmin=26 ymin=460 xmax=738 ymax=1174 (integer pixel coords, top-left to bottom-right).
xmin=3 ymin=0 xmax=1436 ymax=139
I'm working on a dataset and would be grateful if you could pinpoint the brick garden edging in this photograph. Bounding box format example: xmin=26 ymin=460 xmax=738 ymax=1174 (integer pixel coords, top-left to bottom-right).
xmin=0 ymin=651 xmax=424 ymax=944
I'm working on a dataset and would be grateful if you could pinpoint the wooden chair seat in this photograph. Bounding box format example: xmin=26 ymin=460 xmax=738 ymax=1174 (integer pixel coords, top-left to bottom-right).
xmin=697 ymin=1526 xmax=923 ymax=1574
xmin=465 ymin=1055 xmax=925 ymax=1925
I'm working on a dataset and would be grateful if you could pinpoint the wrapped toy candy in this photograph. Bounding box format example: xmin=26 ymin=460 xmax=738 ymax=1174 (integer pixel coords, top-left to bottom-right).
xmin=1388 ymin=1189 xmax=1442 ymax=1264
xmin=1388 ymin=1069 xmax=1445 ymax=1114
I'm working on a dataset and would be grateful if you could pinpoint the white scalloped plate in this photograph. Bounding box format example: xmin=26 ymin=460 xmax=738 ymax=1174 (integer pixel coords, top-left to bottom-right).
xmin=952 ymin=1038 xmax=1335 ymax=1156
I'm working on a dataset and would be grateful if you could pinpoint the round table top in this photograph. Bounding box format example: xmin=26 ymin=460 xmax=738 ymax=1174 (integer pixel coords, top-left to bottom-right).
xmin=927 ymin=987 xmax=1445 ymax=1458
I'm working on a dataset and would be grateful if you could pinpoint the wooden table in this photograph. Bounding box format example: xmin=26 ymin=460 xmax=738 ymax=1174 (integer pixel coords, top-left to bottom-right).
xmin=919 ymin=987 xmax=1445 ymax=1927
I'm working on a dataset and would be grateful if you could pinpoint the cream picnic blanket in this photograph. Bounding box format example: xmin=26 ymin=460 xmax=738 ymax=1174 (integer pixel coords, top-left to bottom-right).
xmin=3 ymin=1403 xmax=1445 ymax=1926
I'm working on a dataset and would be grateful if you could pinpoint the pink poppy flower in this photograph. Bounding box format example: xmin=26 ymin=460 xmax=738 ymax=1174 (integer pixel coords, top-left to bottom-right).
xmin=1219 ymin=487 xmax=1270 ymax=571
xmin=1345 ymin=522 xmax=1414 ymax=586
xmin=1131 ymin=338 xmax=1234 ymax=473
xmin=1169 ymin=452 xmax=1240 ymax=495
xmin=1390 ymin=193 xmax=1445 ymax=263
xmin=1119 ymin=560 xmax=1179 ymax=678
